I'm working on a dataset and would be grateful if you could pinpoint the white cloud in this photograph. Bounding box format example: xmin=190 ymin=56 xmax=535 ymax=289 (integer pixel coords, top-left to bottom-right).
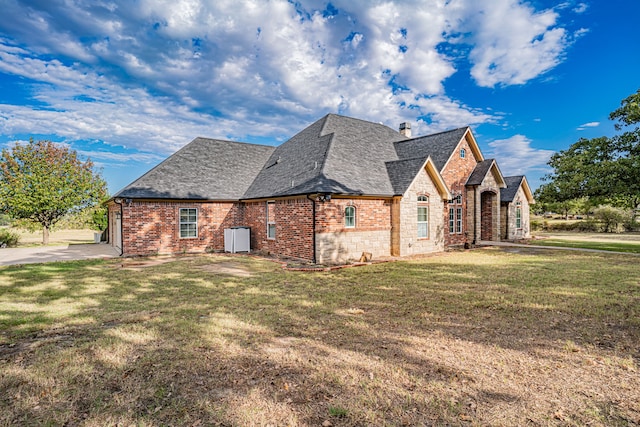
xmin=577 ymin=121 xmax=600 ymax=130
xmin=487 ymin=134 xmax=555 ymax=175
xmin=452 ymin=0 xmax=570 ymax=87
xmin=0 ymin=0 xmax=579 ymax=161
xmin=573 ymin=3 xmax=589 ymax=14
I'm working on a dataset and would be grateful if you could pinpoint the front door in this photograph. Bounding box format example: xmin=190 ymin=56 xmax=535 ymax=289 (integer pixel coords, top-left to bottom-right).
xmin=480 ymin=192 xmax=494 ymax=241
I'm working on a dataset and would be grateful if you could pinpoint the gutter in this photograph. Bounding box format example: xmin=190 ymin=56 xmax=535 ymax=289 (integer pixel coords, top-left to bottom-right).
xmin=306 ymin=194 xmax=317 ymax=264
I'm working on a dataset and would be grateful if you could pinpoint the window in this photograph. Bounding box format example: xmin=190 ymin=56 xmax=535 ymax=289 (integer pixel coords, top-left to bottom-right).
xmin=267 ymin=201 xmax=276 ymax=239
xmin=344 ymin=206 xmax=355 ymax=228
xmin=516 ymin=201 xmax=522 ymax=229
xmin=460 ymin=148 xmax=466 ymax=158
xmin=417 ymin=194 xmax=429 ymax=238
xmin=449 ymin=207 xmax=455 ymax=233
xmin=448 ymin=195 xmax=463 ymax=234
xmin=179 ymin=208 xmax=197 ymax=238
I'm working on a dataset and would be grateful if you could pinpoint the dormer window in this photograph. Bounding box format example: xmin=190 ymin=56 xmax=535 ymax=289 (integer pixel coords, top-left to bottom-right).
xmin=460 ymin=148 xmax=466 ymax=159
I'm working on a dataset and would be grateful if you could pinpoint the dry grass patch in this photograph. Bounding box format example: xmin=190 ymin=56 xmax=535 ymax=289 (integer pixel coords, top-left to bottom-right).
xmin=0 ymin=250 xmax=639 ymax=426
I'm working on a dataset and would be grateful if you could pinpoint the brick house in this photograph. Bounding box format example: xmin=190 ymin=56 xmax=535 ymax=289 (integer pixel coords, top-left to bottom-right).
xmin=108 ymin=114 xmax=534 ymax=263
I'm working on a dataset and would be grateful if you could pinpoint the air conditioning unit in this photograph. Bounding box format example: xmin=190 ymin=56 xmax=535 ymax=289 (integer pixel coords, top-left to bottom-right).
xmin=224 ymin=227 xmax=251 ymax=253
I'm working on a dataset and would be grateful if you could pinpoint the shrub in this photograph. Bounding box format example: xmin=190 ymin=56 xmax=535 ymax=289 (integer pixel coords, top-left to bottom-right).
xmin=574 ymin=219 xmax=601 ymax=232
xmin=623 ymin=215 xmax=640 ymax=232
xmin=530 ymin=219 xmax=544 ymax=231
xmin=91 ymin=207 xmax=108 ymax=231
xmin=593 ymin=205 xmax=630 ymax=233
xmin=0 ymin=228 xmax=20 ymax=248
xmin=0 ymin=214 xmax=11 ymax=226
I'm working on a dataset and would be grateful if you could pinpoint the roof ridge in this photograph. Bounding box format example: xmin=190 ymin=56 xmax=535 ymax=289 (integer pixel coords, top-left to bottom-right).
xmin=323 ymin=113 xmax=399 ymax=132
xmin=192 ymin=136 xmax=273 ymax=148
xmin=396 ymin=126 xmax=469 ymax=144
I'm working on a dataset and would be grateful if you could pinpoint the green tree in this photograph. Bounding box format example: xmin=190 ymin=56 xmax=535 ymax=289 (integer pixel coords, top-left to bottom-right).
xmin=0 ymin=139 xmax=108 ymax=245
xmin=538 ymin=89 xmax=640 ymax=221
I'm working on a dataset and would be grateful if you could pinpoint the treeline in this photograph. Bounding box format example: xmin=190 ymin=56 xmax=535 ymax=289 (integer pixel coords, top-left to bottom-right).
xmin=534 ymin=89 xmax=640 ymax=232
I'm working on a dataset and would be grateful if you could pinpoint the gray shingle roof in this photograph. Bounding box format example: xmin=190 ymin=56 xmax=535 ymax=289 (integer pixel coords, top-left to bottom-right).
xmin=385 ymin=158 xmax=429 ymax=195
xmin=466 ymin=159 xmax=495 ymax=186
xmin=243 ymin=116 xmax=334 ymax=198
xmin=114 ymin=138 xmax=275 ymax=200
xmin=115 ymin=114 xmax=477 ymax=201
xmin=393 ymin=127 xmax=468 ymax=171
xmin=501 ymin=176 xmax=524 ymax=202
xmin=244 ymin=114 xmax=406 ymax=198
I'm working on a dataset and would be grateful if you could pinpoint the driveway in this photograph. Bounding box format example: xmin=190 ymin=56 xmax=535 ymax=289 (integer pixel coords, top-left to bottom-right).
xmin=0 ymin=243 xmax=120 ymax=266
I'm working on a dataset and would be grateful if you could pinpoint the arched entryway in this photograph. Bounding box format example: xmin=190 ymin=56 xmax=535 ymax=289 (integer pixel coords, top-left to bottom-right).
xmin=480 ymin=191 xmax=496 ymax=241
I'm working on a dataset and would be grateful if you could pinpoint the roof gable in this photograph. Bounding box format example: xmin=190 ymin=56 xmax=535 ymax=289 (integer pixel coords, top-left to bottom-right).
xmin=114 ymin=138 xmax=275 ymax=200
xmin=393 ymin=127 xmax=479 ymax=171
xmin=386 ymin=156 xmax=450 ymax=199
xmin=466 ymin=159 xmax=506 ymax=188
xmin=440 ymin=128 xmax=484 ymax=172
xmin=501 ymin=175 xmax=535 ymax=203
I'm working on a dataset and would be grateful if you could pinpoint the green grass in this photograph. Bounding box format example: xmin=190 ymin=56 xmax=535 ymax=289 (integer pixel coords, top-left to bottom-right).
xmin=1 ymin=250 xmax=639 ymax=426
xmin=533 ymin=238 xmax=640 ymax=253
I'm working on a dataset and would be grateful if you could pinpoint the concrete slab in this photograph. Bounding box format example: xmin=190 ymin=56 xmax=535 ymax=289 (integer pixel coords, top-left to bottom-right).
xmin=0 ymin=243 xmax=120 ymax=266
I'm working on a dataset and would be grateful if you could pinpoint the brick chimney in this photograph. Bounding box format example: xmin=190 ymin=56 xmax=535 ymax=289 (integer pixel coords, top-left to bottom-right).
xmin=399 ymin=122 xmax=411 ymax=137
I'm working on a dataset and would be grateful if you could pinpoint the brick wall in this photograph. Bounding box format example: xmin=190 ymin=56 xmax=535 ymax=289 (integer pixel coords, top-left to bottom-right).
xmin=314 ymin=197 xmax=392 ymax=263
xmin=439 ymin=134 xmax=479 ymax=246
xmin=242 ymin=198 xmax=314 ymax=261
xmin=315 ymin=198 xmax=391 ymax=233
xmin=481 ymin=192 xmax=494 ymax=240
xmin=111 ymin=200 xmax=238 ymax=256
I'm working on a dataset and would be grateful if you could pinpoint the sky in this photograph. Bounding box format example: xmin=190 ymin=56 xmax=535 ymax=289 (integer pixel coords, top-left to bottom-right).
xmin=0 ymin=0 xmax=638 ymax=194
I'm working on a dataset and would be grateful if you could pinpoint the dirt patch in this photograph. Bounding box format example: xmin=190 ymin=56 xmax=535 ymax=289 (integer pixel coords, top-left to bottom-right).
xmin=118 ymin=257 xmax=192 ymax=270
xmin=198 ymin=262 xmax=254 ymax=277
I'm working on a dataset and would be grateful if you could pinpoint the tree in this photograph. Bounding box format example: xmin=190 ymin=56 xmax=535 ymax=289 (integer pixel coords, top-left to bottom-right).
xmin=0 ymin=139 xmax=107 ymax=244
xmin=538 ymin=89 xmax=640 ymax=221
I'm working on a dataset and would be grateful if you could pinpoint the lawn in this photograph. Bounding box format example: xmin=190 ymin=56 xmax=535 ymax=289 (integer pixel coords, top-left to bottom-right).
xmin=1 ymin=249 xmax=639 ymax=426
xmin=9 ymin=228 xmax=96 ymax=247
xmin=532 ymin=232 xmax=640 ymax=254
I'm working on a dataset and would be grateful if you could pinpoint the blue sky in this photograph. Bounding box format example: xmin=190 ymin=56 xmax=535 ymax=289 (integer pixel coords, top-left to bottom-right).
xmin=0 ymin=0 xmax=638 ymax=194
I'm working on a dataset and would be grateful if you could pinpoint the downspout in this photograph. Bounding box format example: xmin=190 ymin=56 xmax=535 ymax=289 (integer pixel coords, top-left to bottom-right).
xmin=306 ymin=194 xmax=317 ymax=264
xmin=114 ymin=198 xmax=124 ymax=256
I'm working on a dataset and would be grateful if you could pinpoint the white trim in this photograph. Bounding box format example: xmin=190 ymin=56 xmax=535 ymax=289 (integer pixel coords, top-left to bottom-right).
xmin=179 ymin=207 xmax=198 ymax=239
xmin=266 ymin=200 xmax=276 ymax=239
xmin=344 ymin=205 xmax=356 ymax=228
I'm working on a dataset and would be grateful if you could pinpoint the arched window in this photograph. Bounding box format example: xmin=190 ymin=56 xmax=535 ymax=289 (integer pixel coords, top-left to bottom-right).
xmin=417 ymin=195 xmax=429 ymax=238
xmin=344 ymin=205 xmax=355 ymax=228
xmin=460 ymin=148 xmax=466 ymax=158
